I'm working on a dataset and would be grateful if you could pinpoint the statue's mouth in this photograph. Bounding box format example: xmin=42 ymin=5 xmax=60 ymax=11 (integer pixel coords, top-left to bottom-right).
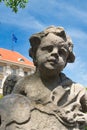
xmin=47 ymin=59 xmax=58 ymax=64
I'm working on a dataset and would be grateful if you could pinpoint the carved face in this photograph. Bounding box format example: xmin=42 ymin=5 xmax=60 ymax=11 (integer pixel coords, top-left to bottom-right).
xmin=36 ymin=33 xmax=69 ymax=73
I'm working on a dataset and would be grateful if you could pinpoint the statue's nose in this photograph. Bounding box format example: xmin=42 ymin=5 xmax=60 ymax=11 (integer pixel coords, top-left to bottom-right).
xmin=51 ymin=48 xmax=59 ymax=59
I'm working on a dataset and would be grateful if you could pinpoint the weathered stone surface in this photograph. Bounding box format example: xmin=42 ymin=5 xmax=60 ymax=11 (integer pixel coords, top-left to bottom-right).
xmin=0 ymin=26 xmax=87 ymax=130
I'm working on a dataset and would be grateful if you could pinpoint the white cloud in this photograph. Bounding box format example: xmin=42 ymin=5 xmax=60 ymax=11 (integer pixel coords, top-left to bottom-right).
xmin=64 ymin=57 xmax=87 ymax=86
xmin=66 ymin=28 xmax=87 ymax=41
xmin=66 ymin=28 xmax=87 ymax=57
xmin=0 ymin=13 xmax=45 ymax=30
xmin=53 ymin=1 xmax=87 ymax=24
xmin=1 ymin=0 xmax=87 ymax=30
xmin=63 ymin=28 xmax=87 ymax=56
xmin=0 ymin=3 xmax=45 ymax=31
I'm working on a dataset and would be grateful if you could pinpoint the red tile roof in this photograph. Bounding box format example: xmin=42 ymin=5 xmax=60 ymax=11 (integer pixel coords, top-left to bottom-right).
xmin=0 ymin=48 xmax=33 ymax=67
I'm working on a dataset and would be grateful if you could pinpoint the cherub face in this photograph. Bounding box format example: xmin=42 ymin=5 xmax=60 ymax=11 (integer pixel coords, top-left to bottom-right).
xmin=36 ymin=33 xmax=69 ymax=73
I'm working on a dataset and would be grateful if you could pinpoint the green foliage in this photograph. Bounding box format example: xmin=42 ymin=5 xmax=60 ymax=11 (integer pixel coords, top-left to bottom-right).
xmin=0 ymin=94 xmax=3 ymax=99
xmin=85 ymin=126 xmax=87 ymax=130
xmin=0 ymin=0 xmax=28 ymax=13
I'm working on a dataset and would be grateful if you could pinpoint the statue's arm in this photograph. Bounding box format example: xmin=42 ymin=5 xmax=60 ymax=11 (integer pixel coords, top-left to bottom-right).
xmin=12 ymin=79 xmax=27 ymax=96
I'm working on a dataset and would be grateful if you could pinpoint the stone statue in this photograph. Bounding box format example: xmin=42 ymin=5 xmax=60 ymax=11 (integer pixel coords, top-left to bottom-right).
xmin=3 ymin=74 xmax=22 ymax=96
xmin=0 ymin=26 xmax=87 ymax=130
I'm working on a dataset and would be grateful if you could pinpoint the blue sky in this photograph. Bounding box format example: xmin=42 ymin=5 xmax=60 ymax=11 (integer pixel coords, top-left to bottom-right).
xmin=0 ymin=0 xmax=87 ymax=86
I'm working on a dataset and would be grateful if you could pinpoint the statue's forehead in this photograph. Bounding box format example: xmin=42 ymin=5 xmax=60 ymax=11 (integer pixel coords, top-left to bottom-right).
xmin=40 ymin=33 xmax=66 ymax=47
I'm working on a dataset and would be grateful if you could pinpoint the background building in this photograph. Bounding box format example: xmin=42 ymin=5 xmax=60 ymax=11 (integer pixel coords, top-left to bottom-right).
xmin=0 ymin=48 xmax=35 ymax=94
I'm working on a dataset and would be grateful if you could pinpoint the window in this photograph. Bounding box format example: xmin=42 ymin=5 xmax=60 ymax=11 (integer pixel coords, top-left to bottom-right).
xmin=18 ymin=58 xmax=25 ymax=62
xmin=12 ymin=68 xmax=16 ymax=75
xmin=0 ymin=54 xmax=2 ymax=58
xmin=17 ymin=68 xmax=24 ymax=76
xmin=24 ymin=71 xmax=28 ymax=76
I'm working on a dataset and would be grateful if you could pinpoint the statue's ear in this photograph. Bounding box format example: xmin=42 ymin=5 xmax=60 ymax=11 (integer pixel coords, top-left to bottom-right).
xmin=29 ymin=35 xmax=41 ymax=66
xmin=67 ymin=52 xmax=75 ymax=63
xmin=29 ymin=35 xmax=41 ymax=47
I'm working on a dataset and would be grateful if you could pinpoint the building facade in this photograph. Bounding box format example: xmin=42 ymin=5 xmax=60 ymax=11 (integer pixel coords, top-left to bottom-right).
xmin=0 ymin=48 xmax=35 ymax=94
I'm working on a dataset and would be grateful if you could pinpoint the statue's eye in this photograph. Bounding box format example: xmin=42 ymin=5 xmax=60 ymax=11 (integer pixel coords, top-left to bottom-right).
xmin=47 ymin=46 xmax=53 ymax=52
xmin=41 ymin=45 xmax=53 ymax=52
xmin=59 ymin=48 xmax=67 ymax=56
